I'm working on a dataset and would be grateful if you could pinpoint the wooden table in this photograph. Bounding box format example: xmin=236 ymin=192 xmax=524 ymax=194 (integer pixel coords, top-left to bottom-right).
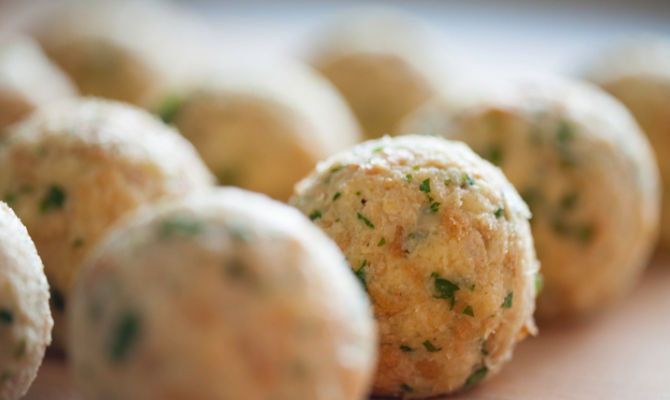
xmin=24 ymin=256 xmax=670 ymax=399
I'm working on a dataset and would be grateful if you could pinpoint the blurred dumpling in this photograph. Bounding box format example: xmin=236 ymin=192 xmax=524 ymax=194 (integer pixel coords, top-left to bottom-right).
xmin=307 ymin=7 xmax=442 ymax=139
xmin=401 ymin=77 xmax=660 ymax=319
xmin=157 ymin=62 xmax=362 ymax=201
xmin=585 ymin=38 xmax=670 ymax=247
xmin=32 ymin=0 xmax=210 ymax=109
xmin=0 ymin=98 xmax=214 ymax=347
xmin=0 ymin=202 xmax=52 ymax=400
xmin=0 ymin=36 xmax=75 ymax=132
xmin=69 ymin=188 xmax=377 ymax=400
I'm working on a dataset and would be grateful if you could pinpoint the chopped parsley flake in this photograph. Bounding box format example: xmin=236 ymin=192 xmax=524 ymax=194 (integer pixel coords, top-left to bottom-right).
xmin=309 ymin=210 xmax=322 ymax=221
xmin=469 ymin=284 xmax=476 ymax=291
xmin=325 ymin=166 xmax=344 ymax=183
xmin=51 ymin=288 xmax=65 ymax=312
xmin=400 ymin=345 xmax=414 ymax=352
xmin=431 ymin=272 xmax=459 ymax=308
xmin=216 ymin=168 xmax=239 ymax=186
xmin=494 ymin=206 xmax=504 ymax=218
xmin=422 ymin=340 xmax=441 ymax=352
xmin=2 ymin=193 xmax=14 ymax=204
xmin=556 ymin=120 xmax=575 ymax=143
xmin=560 ymin=191 xmax=579 ymax=210
xmin=419 ymin=179 xmax=431 ymax=193
xmin=0 ymin=309 xmax=13 ymax=325
xmin=444 ymin=178 xmax=452 ymax=186
xmin=225 ymin=259 xmax=248 ymax=280
xmin=463 ymin=306 xmax=474 ymax=317
xmin=461 ymin=173 xmax=475 ymax=187
xmin=356 ymin=212 xmax=374 ymax=228
xmin=355 ymin=260 xmax=367 ymax=291
xmin=486 ymin=145 xmax=503 ymax=165
xmin=576 ymin=224 xmax=594 ymax=244
xmin=535 ymin=273 xmax=544 ymax=293
xmin=413 ymin=165 xmax=420 ymax=170
xmin=430 ymin=201 xmax=441 ymax=213
xmin=14 ymin=337 xmax=26 ymax=359
xmin=404 ymin=174 xmax=412 ymax=183
xmin=40 ymin=185 xmax=66 ymax=213
xmin=373 ymin=146 xmax=383 ymax=152
xmin=400 ymin=383 xmax=414 ymax=393
xmin=465 ymin=366 xmax=488 ymax=388
xmin=72 ymin=238 xmax=84 ymax=248
xmin=109 ymin=311 xmax=141 ymax=362
xmin=377 ymin=237 xmax=386 ymax=246
xmin=333 ymin=192 xmax=341 ymax=201
xmin=156 ymin=94 xmax=184 ymax=124
xmin=502 ymin=292 xmax=514 ymax=308
xmin=159 ymin=216 xmax=203 ymax=238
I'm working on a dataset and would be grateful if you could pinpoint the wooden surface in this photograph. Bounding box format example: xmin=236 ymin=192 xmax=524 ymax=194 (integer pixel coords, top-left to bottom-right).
xmin=24 ymin=256 xmax=670 ymax=399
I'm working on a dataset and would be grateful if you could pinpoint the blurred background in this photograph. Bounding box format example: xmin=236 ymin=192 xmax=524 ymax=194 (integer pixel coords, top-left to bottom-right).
xmin=3 ymin=0 xmax=670 ymax=79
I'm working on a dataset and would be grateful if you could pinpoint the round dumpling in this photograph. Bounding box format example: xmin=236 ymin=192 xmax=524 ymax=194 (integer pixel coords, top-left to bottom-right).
xmin=401 ymin=78 xmax=660 ymax=319
xmin=158 ymin=62 xmax=361 ymax=201
xmin=0 ymin=202 xmax=52 ymax=400
xmin=307 ymin=7 xmax=441 ymax=140
xmin=68 ymin=187 xmax=377 ymax=400
xmin=0 ymin=36 xmax=75 ymax=132
xmin=0 ymin=98 xmax=214 ymax=346
xmin=32 ymin=0 xmax=208 ymax=108
xmin=585 ymin=38 xmax=670 ymax=247
xmin=290 ymin=135 xmax=538 ymax=397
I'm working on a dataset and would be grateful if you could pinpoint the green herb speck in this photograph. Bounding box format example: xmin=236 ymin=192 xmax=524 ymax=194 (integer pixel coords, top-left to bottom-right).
xmin=40 ymin=185 xmax=66 ymax=213
xmin=465 ymin=366 xmax=488 ymax=388
xmin=309 ymin=210 xmax=322 ymax=221
xmin=404 ymin=174 xmax=412 ymax=183
xmin=216 ymin=168 xmax=239 ymax=186
xmin=577 ymin=223 xmax=594 ymax=244
xmin=109 ymin=311 xmax=141 ymax=362
xmin=333 ymin=192 xmax=341 ymax=201
xmin=502 ymin=292 xmax=514 ymax=308
xmin=413 ymin=165 xmax=420 ymax=170
xmin=377 ymin=237 xmax=386 ymax=247
xmin=356 ymin=212 xmax=374 ymax=228
xmin=461 ymin=173 xmax=475 ymax=187
xmin=373 ymin=146 xmax=383 ymax=152
xmin=430 ymin=201 xmax=441 ymax=213
xmin=51 ymin=288 xmax=65 ymax=312
xmin=560 ymin=191 xmax=579 ymax=210
xmin=0 ymin=309 xmax=13 ymax=325
xmin=470 ymin=284 xmax=476 ymax=291
xmin=159 ymin=216 xmax=203 ymax=238
xmin=431 ymin=272 xmax=459 ymax=309
xmin=14 ymin=337 xmax=26 ymax=359
xmin=486 ymin=145 xmax=503 ymax=165
xmin=422 ymin=340 xmax=441 ymax=352
xmin=157 ymin=94 xmax=184 ymax=124
xmin=2 ymin=193 xmax=15 ymax=204
xmin=556 ymin=120 xmax=575 ymax=143
xmin=535 ymin=273 xmax=544 ymax=293
xmin=400 ymin=345 xmax=413 ymax=352
xmin=72 ymin=238 xmax=84 ymax=248
xmin=355 ymin=260 xmax=367 ymax=291
xmin=494 ymin=206 xmax=504 ymax=218
xmin=463 ymin=306 xmax=474 ymax=317
xmin=400 ymin=383 xmax=414 ymax=393
xmin=225 ymin=259 xmax=248 ymax=280
xmin=419 ymin=179 xmax=431 ymax=193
